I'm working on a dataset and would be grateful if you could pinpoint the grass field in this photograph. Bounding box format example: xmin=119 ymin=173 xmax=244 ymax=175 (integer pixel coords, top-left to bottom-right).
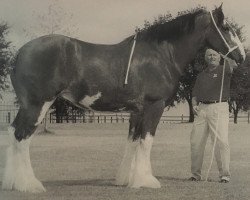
xmin=0 ymin=122 xmax=250 ymax=200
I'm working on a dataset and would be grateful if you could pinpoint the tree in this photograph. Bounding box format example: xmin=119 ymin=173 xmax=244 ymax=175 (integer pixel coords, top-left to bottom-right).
xmin=175 ymin=46 xmax=208 ymax=122
xmin=23 ymin=0 xmax=79 ymax=39
xmin=229 ymin=51 xmax=250 ymax=123
xmin=0 ymin=23 xmax=12 ymax=98
xmin=225 ymin=18 xmax=247 ymax=123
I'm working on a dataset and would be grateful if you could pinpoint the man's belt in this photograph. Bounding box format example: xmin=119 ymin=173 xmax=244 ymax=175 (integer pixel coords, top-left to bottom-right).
xmin=200 ymin=100 xmax=228 ymax=104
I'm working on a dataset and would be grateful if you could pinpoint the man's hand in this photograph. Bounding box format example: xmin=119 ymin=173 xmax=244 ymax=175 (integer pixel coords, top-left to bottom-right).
xmin=192 ymin=96 xmax=199 ymax=116
xmin=193 ymin=105 xmax=199 ymax=116
xmin=225 ymin=58 xmax=238 ymax=73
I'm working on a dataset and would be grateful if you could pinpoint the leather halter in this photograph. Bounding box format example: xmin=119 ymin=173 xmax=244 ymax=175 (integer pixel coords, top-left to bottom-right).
xmin=209 ymin=11 xmax=239 ymax=58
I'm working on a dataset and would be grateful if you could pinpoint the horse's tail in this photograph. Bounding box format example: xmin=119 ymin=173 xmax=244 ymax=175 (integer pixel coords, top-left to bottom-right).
xmin=9 ymin=50 xmax=20 ymax=89
xmin=10 ymin=67 xmax=16 ymax=93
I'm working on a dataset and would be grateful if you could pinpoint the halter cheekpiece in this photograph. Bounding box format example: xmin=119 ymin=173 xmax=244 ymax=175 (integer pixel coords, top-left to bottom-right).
xmin=209 ymin=11 xmax=239 ymax=58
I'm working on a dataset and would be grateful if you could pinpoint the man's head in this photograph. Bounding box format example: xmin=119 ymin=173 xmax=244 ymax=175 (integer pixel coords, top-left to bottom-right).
xmin=205 ymin=49 xmax=221 ymax=69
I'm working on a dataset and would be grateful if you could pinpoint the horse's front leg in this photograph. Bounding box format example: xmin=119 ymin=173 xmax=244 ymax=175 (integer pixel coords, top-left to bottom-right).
xmin=115 ymin=112 xmax=141 ymax=186
xmin=115 ymin=100 xmax=165 ymax=188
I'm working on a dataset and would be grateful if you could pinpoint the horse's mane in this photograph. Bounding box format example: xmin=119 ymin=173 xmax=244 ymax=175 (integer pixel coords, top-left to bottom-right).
xmin=138 ymin=8 xmax=207 ymax=42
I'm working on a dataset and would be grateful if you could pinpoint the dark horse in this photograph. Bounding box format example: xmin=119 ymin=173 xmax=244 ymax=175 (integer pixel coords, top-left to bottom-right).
xmin=2 ymin=5 xmax=245 ymax=192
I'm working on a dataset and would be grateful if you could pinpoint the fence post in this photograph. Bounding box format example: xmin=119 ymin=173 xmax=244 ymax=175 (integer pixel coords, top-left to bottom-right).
xmin=7 ymin=112 xmax=11 ymax=123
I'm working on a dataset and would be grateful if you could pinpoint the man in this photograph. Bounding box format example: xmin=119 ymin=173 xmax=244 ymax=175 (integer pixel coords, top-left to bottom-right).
xmin=189 ymin=48 xmax=237 ymax=183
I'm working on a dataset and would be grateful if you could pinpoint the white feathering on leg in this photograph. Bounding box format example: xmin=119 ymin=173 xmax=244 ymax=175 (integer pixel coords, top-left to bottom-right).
xmin=115 ymin=137 xmax=138 ymax=185
xmin=2 ymin=126 xmax=46 ymax=193
xmin=128 ymin=133 xmax=161 ymax=188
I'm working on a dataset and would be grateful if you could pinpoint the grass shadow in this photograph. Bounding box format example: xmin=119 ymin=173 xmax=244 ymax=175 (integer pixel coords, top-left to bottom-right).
xmin=156 ymin=176 xmax=218 ymax=183
xmin=0 ymin=177 xmax=219 ymax=189
xmin=43 ymin=178 xmax=117 ymax=187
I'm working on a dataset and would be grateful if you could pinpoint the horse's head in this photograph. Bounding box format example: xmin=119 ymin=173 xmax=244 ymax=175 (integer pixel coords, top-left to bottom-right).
xmin=204 ymin=4 xmax=245 ymax=65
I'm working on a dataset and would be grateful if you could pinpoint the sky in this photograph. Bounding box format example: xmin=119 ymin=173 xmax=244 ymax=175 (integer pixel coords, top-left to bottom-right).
xmin=1 ymin=0 xmax=250 ymax=49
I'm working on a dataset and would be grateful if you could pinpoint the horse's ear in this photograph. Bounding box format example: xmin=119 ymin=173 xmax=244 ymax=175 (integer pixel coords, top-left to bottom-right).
xmin=218 ymin=3 xmax=223 ymax=11
xmin=214 ymin=3 xmax=224 ymax=25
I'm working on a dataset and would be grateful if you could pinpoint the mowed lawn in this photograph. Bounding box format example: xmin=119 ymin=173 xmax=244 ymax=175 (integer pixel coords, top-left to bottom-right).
xmin=0 ymin=122 xmax=250 ymax=200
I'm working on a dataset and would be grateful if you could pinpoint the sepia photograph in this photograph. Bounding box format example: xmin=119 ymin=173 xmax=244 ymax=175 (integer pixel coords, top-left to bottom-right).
xmin=0 ymin=0 xmax=250 ymax=199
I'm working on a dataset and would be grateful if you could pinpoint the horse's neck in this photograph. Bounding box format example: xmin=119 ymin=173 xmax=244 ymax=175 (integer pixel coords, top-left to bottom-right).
xmin=171 ymin=31 xmax=205 ymax=71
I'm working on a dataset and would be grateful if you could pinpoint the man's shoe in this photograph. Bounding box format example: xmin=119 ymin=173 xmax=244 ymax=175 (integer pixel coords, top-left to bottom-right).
xmin=220 ymin=177 xmax=230 ymax=183
xmin=188 ymin=177 xmax=200 ymax=181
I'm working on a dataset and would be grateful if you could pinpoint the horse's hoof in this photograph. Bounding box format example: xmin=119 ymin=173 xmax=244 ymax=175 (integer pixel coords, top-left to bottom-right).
xmin=128 ymin=175 xmax=161 ymax=189
xmin=2 ymin=177 xmax=46 ymax=193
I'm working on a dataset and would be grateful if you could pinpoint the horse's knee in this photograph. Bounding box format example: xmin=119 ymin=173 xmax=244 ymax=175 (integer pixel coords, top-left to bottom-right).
xmin=12 ymin=108 xmax=41 ymax=141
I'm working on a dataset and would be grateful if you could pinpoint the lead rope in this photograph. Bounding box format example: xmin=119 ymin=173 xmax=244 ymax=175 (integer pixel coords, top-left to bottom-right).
xmin=205 ymin=12 xmax=240 ymax=181
xmin=124 ymin=34 xmax=137 ymax=85
xmin=205 ymin=51 xmax=234 ymax=181
xmin=205 ymin=56 xmax=226 ymax=182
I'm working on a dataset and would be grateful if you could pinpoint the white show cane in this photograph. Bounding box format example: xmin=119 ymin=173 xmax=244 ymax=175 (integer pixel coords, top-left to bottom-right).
xmin=204 ymin=49 xmax=238 ymax=181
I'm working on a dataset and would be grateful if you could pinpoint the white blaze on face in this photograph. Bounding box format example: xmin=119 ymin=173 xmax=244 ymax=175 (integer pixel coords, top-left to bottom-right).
xmin=229 ymin=31 xmax=246 ymax=60
xmin=80 ymin=92 xmax=102 ymax=108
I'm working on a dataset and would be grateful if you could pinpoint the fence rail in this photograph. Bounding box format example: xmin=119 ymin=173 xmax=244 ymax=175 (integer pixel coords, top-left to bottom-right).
xmin=0 ymin=104 xmax=19 ymax=124
xmin=0 ymin=105 xmax=249 ymax=124
xmin=48 ymin=113 xmax=190 ymax=124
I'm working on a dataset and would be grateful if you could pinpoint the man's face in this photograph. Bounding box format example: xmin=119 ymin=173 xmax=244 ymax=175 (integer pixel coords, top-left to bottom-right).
xmin=205 ymin=49 xmax=221 ymax=68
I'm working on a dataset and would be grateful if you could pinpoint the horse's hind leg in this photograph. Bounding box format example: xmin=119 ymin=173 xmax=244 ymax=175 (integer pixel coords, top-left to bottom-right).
xmin=2 ymin=100 xmax=54 ymax=193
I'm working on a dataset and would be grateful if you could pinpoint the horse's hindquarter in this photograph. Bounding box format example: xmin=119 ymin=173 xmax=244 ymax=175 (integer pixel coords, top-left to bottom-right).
xmin=12 ymin=35 xmax=81 ymax=102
